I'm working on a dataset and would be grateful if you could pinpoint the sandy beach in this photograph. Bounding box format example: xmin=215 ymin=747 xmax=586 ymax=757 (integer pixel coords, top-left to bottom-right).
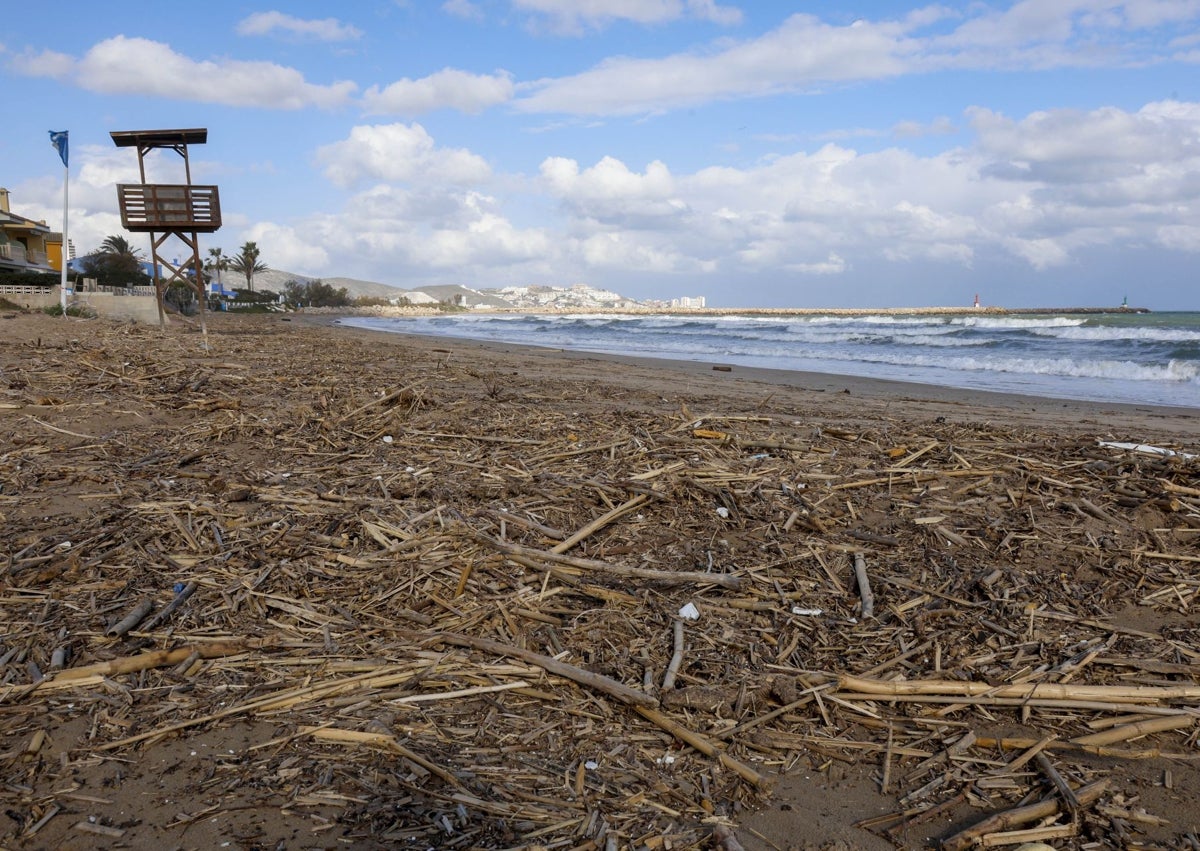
xmin=2 ymin=310 xmax=1199 ymax=850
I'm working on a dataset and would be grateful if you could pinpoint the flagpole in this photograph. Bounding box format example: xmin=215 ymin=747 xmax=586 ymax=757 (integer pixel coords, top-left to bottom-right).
xmin=60 ymin=160 xmax=69 ymax=315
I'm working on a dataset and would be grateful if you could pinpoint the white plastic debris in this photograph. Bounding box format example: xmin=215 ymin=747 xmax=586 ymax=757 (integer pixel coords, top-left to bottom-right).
xmin=791 ymin=607 xmax=823 ymax=616
xmin=1098 ymin=440 xmax=1196 ymax=459
xmin=584 ymin=760 xmax=599 ymax=770
xmin=382 ymin=435 xmax=394 ymax=444
xmin=678 ymin=602 xmax=701 ymax=620
xmin=715 ymin=506 xmax=730 ymax=519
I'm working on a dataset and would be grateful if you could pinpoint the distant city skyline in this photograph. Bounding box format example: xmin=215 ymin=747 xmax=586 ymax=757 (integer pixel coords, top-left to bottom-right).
xmin=2 ymin=1 xmax=1198 ymax=309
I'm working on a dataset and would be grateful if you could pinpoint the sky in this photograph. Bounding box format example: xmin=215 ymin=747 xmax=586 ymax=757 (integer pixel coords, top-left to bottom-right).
xmin=2 ymin=0 xmax=1199 ymax=310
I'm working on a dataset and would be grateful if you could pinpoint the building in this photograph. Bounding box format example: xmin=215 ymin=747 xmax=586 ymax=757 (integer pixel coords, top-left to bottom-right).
xmin=0 ymin=188 xmax=58 ymax=276
xmin=671 ymin=295 xmax=706 ymax=309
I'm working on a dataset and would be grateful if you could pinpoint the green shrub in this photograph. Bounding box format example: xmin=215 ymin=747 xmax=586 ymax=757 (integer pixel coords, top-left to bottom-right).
xmin=42 ymin=303 xmax=97 ymax=318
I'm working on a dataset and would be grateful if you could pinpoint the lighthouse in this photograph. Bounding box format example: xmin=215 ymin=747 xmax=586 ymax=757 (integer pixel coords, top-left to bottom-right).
xmin=973 ymin=293 xmax=980 ymax=309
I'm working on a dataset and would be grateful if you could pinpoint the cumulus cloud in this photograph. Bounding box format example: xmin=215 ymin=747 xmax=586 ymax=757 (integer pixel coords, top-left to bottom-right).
xmin=315 ymin=123 xmax=492 ymax=188
xmin=11 ymin=36 xmax=356 ymax=109
xmin=526 ymin=96 xmax=1200 ymax=279
xmin=8 ymin=47 xmax=75 ymax=78
xmin=516 ymin=4 xmax=1200 ymax=116
xmin=513 ymin=0 xmax=742 ymax=34
xmin=245 ymin=221 xmax=331 ymax=270
xmin=539 ymin=156 xmax=685 ymax=223
xmin=970 ymin=101 xmax=1200 ymax=189
xmin=236 ymin=11 xmax=362 ymax=41
xmin=363 ymin=68 xmax=514 ymax=115
xmin=256 ymin=186 xmax=556 ymax=285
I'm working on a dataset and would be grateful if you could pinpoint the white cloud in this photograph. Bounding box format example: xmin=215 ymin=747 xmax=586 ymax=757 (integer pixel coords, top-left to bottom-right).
xmin=316 ymin=123 xmax=492 ymax=188
xmin=515 ymin=4 xmax=1200 ymax=116
xmin=236 ymin=11 xmax=362 ymax=41
xmin=442 ymin=0 xmax=485 ymax=22
xmin=539 ymin=156 xmax=684 ymax=223
xmin=516 ymin=13 xmax=915 ymax=114
xmin=513 ymin=0 xmax=742 ymax=34
xmin=257 ymin=186 xmax=556 ymax=284
xmin=526 ymin=96 xmax=1200 ymax=279
xmin=363 ymin=68 xmax=513 ymax=115
xmin=8 ymin=47 xmax=75 ymax=78
xmin=1156 ymin=224 xmax=1200 ymax=251
xmin=893 ymin=116 xmax=957 ymax=138
xmin=969 ymin=101 xmax=1200 ymax=190
xmin=245 ymin=221 xmax=331 ymax=270
xmin=11 ymin=36 xmax=356 ymax=109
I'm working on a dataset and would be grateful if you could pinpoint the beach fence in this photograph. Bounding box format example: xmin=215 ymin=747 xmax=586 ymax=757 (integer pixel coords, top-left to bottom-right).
xmin=0 ymin=283 xmax=161 ymax=323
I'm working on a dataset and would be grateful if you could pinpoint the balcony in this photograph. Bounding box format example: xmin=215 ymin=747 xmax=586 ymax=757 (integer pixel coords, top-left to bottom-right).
xmin=116 ymin=184 xmax=222 ymax=233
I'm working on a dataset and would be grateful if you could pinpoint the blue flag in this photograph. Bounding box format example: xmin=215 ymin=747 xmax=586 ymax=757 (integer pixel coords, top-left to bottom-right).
xmin=49 ymin=130 xmax=69 ymax=168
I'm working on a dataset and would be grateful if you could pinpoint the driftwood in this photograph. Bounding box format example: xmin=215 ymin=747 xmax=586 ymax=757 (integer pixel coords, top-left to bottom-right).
xmin=476 ymin=534 xmax=745 ymax=590
xmin=940 ymin=779 xmax=1108 ymax=851
xmin=433 ymin=632 xmax=658 ymax=708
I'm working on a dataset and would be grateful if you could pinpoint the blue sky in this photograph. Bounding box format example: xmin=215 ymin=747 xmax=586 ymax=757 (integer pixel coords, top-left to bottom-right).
xmin=2 ymin=0 xmax=1198 ymax=309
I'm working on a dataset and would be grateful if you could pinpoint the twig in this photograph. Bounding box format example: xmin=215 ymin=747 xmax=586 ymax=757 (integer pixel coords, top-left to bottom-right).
xmin=551 ymin=494 xmax=650 ymax=554
xmin=663 ymin=620 xmax=685 ymax=691
xmin=853 ymin=552 xmax=874 ymax=619
xmin=435 ymin=632 xmax=657 ymax=708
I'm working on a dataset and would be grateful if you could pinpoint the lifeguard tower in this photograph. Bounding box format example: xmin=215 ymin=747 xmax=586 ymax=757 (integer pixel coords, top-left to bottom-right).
xmin=110 ymin=128 xmax=221 ymax=329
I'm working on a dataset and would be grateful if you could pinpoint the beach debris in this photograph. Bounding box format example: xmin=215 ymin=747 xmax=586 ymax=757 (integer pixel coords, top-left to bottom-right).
xmin=1 ymin=313 xmax=1197 ymax=849
xmin=1098 ymin=439 xmax=1197 ymax=459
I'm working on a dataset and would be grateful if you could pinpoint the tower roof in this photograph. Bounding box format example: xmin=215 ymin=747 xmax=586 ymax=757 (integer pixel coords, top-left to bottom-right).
xmin=110 ymin=128 xmax=208 ymax=148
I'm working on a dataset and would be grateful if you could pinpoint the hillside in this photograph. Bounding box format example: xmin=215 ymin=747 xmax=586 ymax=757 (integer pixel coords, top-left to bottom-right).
xmin=245 ymin=269 xmax=648 ymax=310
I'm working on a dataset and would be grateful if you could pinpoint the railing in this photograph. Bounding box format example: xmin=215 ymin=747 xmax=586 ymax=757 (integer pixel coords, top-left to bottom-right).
xmin=116 ymin=184 xmax=222 ymax=233
xmin=0 ymin=283 xmax=56 ymax=294
xmin=0 ymin=244 xmax=11 ymax=260
xmin=26 ymin=249 xmax=47 ymax=265
xmin=95 ymin=285 xmax=157 ymax=297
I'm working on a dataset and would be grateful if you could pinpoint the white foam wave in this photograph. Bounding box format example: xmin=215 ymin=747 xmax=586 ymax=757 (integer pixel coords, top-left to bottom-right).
xmin=948 ymin=316 xmax=1085 ymax=329
xmin=1031 ymin=326 xmax=1200 ymax=343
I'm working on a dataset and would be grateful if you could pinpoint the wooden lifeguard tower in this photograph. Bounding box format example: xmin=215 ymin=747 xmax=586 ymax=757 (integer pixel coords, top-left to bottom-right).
xmin=110 ymin=128 xmax=221 ymax=329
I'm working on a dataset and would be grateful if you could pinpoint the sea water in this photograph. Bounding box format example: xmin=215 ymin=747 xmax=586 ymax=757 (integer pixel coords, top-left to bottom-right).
xmin=340 ymin=311 xmax=1200 ymax=409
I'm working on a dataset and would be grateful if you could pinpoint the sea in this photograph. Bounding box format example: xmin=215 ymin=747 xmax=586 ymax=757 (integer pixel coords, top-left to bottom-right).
xmin=339 ymin=311 xmax=1200 ymax=410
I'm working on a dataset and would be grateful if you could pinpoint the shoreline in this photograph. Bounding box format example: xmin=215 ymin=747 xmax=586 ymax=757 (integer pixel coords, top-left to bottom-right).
xmin=305 ymin=303 xmax=1153 ymax=319
xmin=312 ymin=314 xmax=1200 ymax=441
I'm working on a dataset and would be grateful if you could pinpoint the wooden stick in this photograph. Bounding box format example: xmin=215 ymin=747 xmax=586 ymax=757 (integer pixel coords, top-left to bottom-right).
xmin=635 ymin=706 xmax=772 ymax=790
xmin=1034 ymin=752 xmax=1080 ymax=814
xmin=852 ymin=553 xmax=874 ymax=619
xmin=940 ymin=779 xmax=1108 ymax=851
xmin=837 ymin=674 xmax=1200 ymax=703
xmin=106 ymin=598 xmax=154 ymax=637
xmin=551 ymin=494 xmax=650 ymax=554
xmin=142 ymin=581 xmax=199 ymax=631
xmin=298 ymin=726 xmax=464 ymax=790
xmin=663 ymin=620 xmax=685 ymax=691
xmin=435 ymin=632 xmax=657 ymax=708
xmin=338 ymin=381 xmax=420 ymax=422
xmin=1071 ymin=713 xmax=1195 ymax=746
xmin=476 ymin=534 xmax=744 ymax=590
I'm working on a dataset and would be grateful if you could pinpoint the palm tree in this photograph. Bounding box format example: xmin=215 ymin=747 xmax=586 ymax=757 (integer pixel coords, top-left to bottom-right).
xmin=206 ymin=246 xmax=226 ymax=288
xmin=100 ymin=234 xmax=141 ymax=258
xmin=229 ymin=241 xmax=268 ymax=292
